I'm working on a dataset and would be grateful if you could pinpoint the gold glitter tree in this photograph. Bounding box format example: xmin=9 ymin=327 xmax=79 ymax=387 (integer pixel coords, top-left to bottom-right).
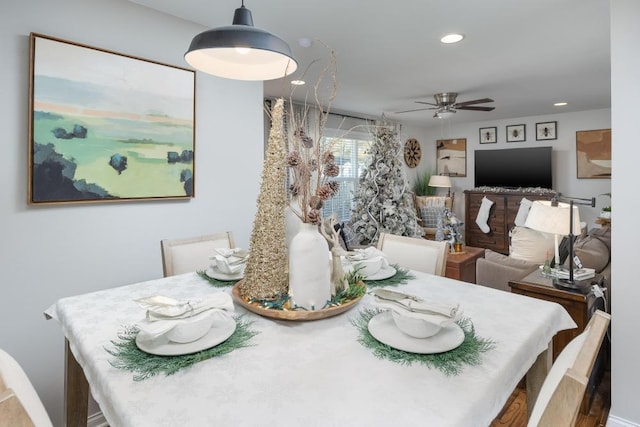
xmin=239 ymin=98 xmax=289 ymax=300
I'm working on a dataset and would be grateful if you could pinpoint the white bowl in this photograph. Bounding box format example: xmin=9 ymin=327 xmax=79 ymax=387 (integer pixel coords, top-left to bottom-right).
xmin=351 ymin=256 xmax=383 ymax=277
xmin=391 ymin=310 xmax=443 ymax=339
xmin=166 ymin=311 xmax=214 ymax=343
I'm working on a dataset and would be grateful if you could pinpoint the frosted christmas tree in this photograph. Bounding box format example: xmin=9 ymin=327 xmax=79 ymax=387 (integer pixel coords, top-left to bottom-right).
xmin=348 ymin=125 xmax=422 ymax=245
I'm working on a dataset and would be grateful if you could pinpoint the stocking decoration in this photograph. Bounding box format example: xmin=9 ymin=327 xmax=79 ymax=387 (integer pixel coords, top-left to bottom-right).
xmin=514 ymin=197 xmax=533 ymax=227
xmin=475 ymin=196 xmax=494 ymax=233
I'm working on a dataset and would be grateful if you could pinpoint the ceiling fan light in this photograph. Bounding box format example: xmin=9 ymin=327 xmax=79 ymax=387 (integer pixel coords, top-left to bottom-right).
xmin=184 ymin=3 xmax=298 ymax=81
xmin=437 ymin=110 xmax=456 ymax=119
xmin=440 ymin=33 xmax=464 ymax=44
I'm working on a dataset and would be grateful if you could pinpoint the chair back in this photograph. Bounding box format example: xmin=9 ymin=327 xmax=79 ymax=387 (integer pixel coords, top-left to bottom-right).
xmin=528 ymin=310 xmax=610 ymax=427
xmin=0 ymin=349 xmax=53 ymax=427
xmin=161 ymin=232 xmax=235 ymax=276
xmin=376 ymin=233 xmax=449 ymax=276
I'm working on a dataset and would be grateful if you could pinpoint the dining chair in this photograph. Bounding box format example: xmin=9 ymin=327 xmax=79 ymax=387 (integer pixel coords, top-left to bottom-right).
xmin=527 ymin=309 xmax=610 ymax=427
xmin=376 ymin=233 xmax=449 ymax=276
xmin=0 ymin=348 xmax=54 ymax=427
xmin=161 ymin=231 xmax=235 ymax=277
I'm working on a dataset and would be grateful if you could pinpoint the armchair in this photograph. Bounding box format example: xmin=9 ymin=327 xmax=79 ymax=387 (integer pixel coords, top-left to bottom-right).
xmin=414 ymin=194 xmax=454 ymax=239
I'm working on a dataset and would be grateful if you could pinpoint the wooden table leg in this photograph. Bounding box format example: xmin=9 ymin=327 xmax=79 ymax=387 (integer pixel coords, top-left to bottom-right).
xmin=64 ymin=339 xmax=89 ymax=427
xmin=525 ymin=343 xmax=553 ymax=419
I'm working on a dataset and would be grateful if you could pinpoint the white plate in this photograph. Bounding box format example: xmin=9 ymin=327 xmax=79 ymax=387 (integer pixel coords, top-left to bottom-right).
xmin=364 ymin=265 xmax=397 ymax=281
xmin=368 ymin=311 xmax=464 ymax=354
xmin=205 ymin=266 xmax=243 ymax=281
xmin=136 ymin=316 xmax=236 ymax=356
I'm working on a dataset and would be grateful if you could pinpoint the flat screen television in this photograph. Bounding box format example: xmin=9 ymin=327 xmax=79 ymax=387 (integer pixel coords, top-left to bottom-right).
xmin=474 ymin=146 xmax=552 ymax=189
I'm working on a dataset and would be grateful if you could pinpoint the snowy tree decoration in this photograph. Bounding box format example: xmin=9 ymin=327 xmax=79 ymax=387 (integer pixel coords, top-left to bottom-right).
xmin=348 ymin=125 xmax=422 ymax=245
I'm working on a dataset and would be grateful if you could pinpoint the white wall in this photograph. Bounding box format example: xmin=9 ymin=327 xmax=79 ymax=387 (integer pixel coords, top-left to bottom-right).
xmin=408 ymin=109 xmax=612 ymax=228
xmin=609 ymin=0 xmax=640 ymax=425
xmin=0 ymin=1 xmax=264 ymax=425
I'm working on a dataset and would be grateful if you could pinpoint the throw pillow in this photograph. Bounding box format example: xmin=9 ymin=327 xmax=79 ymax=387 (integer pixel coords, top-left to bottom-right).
xmin=570 ymin=234 xmax=610 ymax=273
xmin=421 ymin=207 xmax=444 ymax=228
xmin=509 ymin=226 xmax=556 ymax=264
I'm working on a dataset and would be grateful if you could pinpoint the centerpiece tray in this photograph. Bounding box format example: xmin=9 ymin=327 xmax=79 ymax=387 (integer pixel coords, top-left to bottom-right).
xmin=231 ymin=281 xmax=365 ymax=321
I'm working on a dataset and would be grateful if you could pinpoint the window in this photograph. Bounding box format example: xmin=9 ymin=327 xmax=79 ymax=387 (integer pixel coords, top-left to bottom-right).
xmin=321 ymin=134 xmax=372 ymax=222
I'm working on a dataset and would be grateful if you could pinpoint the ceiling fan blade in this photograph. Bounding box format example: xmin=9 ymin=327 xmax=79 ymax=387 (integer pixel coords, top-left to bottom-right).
xmin=394 ymin=107 xmax=433 ymax=114
xmin=456 ymin=105 xmax=495 ymax=111
xmin=454 ymin=98 xmax=494 ymax=107
xmin=415 ymin=101 xmax=439 ymax=107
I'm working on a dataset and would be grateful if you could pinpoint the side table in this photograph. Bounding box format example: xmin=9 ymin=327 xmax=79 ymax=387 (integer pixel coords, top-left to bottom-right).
xmin=445 ymin=246 xmax=485 ymax=283
xmin=509 ymin=270 xmax=607 ymax=413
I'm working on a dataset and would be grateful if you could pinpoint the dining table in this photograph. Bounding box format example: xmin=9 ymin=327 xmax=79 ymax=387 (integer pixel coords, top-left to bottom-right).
xmin=45 ymin=270 xmax=576 ymax=427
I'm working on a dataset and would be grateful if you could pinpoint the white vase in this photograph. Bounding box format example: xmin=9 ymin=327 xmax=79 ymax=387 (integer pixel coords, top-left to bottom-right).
xmin=285 ymin=198 xmax=302 ymax=250
xmin=289 ymin=222 xmax=331 ymax=310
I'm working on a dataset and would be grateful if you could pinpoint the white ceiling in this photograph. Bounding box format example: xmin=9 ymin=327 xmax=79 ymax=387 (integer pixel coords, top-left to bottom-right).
xmin=129 ymin=0 xmax=611 ymax=127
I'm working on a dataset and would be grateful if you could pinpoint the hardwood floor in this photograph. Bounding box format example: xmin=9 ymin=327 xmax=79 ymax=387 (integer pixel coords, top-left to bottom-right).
xmin=491 ymin=371 xmax=610 ymax=427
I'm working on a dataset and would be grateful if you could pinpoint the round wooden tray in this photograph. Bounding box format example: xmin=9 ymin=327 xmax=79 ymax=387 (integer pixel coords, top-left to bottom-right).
xmin=231 ymin=281 xmax=365 ymax=321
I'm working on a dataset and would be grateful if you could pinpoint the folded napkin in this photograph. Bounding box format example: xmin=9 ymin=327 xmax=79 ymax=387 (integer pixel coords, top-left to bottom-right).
xmin=135 ymin=294 xmax=234 ymax=342
xmin=346 ymin=247 xmax=386 ymax=261
xmin=370 ymin=288 xmax=460 ymax=318
xmin=212 ymin=255 xmax=247 ymax=274
xmin=213 ymin=247 xmax=248 ymax=258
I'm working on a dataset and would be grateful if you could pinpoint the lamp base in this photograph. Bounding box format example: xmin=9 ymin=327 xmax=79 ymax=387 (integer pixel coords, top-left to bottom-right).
xmin=553 ymin=278 xmax=591 ymax=294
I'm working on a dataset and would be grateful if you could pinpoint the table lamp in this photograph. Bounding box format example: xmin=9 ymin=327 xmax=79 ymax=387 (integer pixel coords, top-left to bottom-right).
xmin=524 ymin=196 xmax=595 ymax=288
xmin=428 ymin=175 xmax=452 ymax=197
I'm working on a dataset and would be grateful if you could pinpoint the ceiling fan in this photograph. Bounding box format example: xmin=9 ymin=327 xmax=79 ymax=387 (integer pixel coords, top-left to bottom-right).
xmin=395 ymin=92 xmax=495 ymax=118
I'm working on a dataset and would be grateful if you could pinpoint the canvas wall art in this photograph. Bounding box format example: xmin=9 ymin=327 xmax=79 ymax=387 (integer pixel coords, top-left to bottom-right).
xmin=436 ymin=138 xmax=467 ymax=177
xmin=28 ymin=33 xmax=196 ymax=204
xmin=576 ymin=129 xmax=611 ymax=179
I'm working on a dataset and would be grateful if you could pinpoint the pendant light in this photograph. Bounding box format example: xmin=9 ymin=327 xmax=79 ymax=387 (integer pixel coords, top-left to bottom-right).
xmin=185 ymin=1 xmax=297 ymax=81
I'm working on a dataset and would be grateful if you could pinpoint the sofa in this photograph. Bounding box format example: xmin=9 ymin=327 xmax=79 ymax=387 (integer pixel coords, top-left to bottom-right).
xmin=476 ymin=225 xmax=611 ymax=293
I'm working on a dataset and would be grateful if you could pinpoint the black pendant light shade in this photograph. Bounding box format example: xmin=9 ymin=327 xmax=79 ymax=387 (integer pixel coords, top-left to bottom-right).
xmin=185 ymin=3 xmax=297 ymax=81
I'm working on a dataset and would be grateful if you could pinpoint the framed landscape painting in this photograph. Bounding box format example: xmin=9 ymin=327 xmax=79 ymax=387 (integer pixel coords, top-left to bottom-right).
xmin=436 ymin=138 xmax=467 ymax=177
xmin=28 ymin=33 xmax=196 ymax=205
xmin=576 ymin=129 xmax=611 ymax=179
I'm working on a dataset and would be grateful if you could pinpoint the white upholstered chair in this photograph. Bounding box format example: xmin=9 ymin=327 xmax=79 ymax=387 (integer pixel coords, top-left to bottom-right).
xmin=527 ymin=310 xmax=610 ymax=427
xmin=161 ymin=232 xmax=235 ymax=277
xmin=376 ymin=233 xmax=449 ymax=276
xmin=0 ymin=348 xmax=53 ymax=427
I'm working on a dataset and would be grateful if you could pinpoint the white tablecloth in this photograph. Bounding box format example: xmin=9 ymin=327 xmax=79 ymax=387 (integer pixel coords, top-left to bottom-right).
xmin=45 ymin=272 xmax=575 ymax=427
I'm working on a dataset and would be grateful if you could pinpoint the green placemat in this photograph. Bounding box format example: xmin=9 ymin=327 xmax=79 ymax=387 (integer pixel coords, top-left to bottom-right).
xmin=197 ymin=270 xmax=239 ymax=287
xmin=106 ymin=315 xmax=258 ymax=380
xmin=364 ymin=264 xmax=415 ymax=288
xmin=351 ymin=308 xmax=495 ymax=376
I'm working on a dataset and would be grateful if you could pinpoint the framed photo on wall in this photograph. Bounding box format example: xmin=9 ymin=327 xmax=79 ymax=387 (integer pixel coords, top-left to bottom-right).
xmin=536 ymin=121 xmax=557 ymax=140
xmin=436 ymin=138 xmax=467 ymax=177
xmin=479 ymin=127 xmax=497 ymax=144
xmin=576 ymin=129 xmax=611 ymax=179
xmin=28 ymin=33 xmax=196 ymax=205
xmin=506 ymin=124 xmax=526 ymax=142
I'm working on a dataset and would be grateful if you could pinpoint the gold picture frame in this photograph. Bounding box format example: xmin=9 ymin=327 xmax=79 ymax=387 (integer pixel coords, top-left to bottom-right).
xmin=436 ymin=138 xmax=467 ymax=177
xmin=576 ymin=129 xmax=611 ymax=179
xmin=29 ymin=33 xmax=196 ymax=205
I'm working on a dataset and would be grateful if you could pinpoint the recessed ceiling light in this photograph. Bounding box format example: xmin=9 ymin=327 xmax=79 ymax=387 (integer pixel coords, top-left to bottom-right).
xmin=554 ymin=102 xmax=568 ymax=106
xmin=298 ymin=38 xmax=312 ymax=48
xmin=291 ymin=80 xmax=306 ymax=86
xmin=440 ymin=33 xmax=464 ymax=44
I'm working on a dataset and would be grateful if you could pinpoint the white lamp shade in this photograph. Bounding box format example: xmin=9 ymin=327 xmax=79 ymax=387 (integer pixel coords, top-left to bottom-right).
xmin=524 ymin=201 xmax=581 ymax=236
xmin=428 ymin=175 xmax=452 ymax=188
